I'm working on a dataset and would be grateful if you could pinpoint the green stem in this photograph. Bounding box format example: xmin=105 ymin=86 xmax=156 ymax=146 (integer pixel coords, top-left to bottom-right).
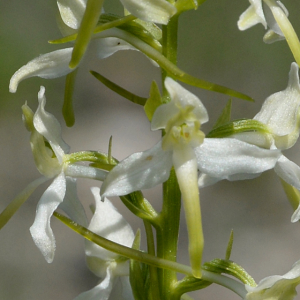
xmin=156 ymin=169 xmax=181 ymax=299
xmin=144 ymin=221 xmax=161 ymax=299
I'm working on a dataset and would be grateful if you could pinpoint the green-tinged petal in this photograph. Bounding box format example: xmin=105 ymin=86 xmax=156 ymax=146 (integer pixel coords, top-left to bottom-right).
xmin=245 ymin=260 xmax=300 ymax=300
xmin=173 ymin=145 xmax=203 ymax=278
xmin=274 ymin=155 xmax=300 ymax=222
xmin=280 ymin=179 xmax=300 ymax=222
xmin=254 ymin=62 xmax=300 ymax=149
xmin=213 ymin=99 xmax=232 ymax=129
xmin=34 ymin=86 xmax=70 ymax=162
xmin=9 ymin=48 xmax=73 ymax=93
xmin=238 ymin=1 xmax=266 ymax=30
xmin=90 ymin=71 xmax=147 ymax=105
xmin=57 ymin=0 xmax=87 ymax=29
xmin=58 ymin=177 xmax=87 ymax=227
xmin=69 ymin=0 xmax=104 ymax=69
xmin=100 ymin=142 xmax=173 ymax=198
xmin=120 ymin=0 xmax=177 ymax=25
xmin=0 ymin=177 xmax=48 ymax=230
xmin=63 ymin=69 xmax=78 ymax=127
xmin=195 ymin=138 xmax=281 ymax=181
xmin=30 ymin=171 xmax=67 ymax=263
xmin=144 ymin=81 xmax=163 ymax=121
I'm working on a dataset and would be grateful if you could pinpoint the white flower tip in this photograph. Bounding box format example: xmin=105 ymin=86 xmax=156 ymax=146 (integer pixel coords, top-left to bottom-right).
xmin=9 ymin=78 xmax=18 ymax=93
xmin=38 ymin=86 xmax=46 ymax=100
xmin=288 ymin=62 xmax=300 ymax=91
xmin=291 ymin=203 xmax=300 ymax=223
xmin=29 ymin=225 xmax=56 ymax=263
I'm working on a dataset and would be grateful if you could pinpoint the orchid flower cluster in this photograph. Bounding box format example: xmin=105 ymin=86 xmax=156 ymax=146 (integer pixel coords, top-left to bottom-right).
xmin=3 ymin=0 xmax=300 ymax=299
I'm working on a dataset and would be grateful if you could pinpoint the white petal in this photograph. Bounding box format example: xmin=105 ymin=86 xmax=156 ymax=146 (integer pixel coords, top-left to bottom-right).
xmin=9 ymin=48 xmax=73 ymax=93
xmin=29 ymin=172 xmax=67 ymax=263
xmin=274 ymin=155 xmax=300 ymax=193
xmin=119 ymin=0 xmax=176 ymax=25
xmin=100 ymin=142 xmax=173 ymax=198
xmin=254 ymin=63 xmax=300 ymax=139
xmin=74 ymin=266 xmax=115 ymax=300
xmin=245 ymin=260 xmax=300 ymax=300
xmin=57 ymin=0 xmax=87 ymax=29
xmin=195 ymin=138 xmax=281 ymax=179
xmin=58 ymin=177 xmax=87 ymax=227
xmin=238 ymin=1 xmax=267 ymax=30
xmin=96 ymin=38 xmax=139 ymax=59
xmin=34 ymin=86 xmax=70 ymax=162
xmin=64 ymin=164 xmax=107 ymax=181
xmin=85 ymin=187 xmax=135 ymax=262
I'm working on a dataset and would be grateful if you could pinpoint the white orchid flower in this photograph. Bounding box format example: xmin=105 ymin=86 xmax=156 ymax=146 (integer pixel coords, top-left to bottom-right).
xmin=238 ymin=0 xmax=289 ymax=43
xmin=74 ymin=187 xmax=134 ymax=300
xmin=244 ymin=260 xmax=300 ymax=300
xmin=238 ymin=0 xmax=300 ymax=65
xmin=200 ymin=63 xmax=300 ymax=222
xmin=21 ymin=86 xmax=107 ymax=263
xmin=9 ymin=0 xmax=155 ymax=93
xmin=100 ymin=77 xmax=281 ymax=277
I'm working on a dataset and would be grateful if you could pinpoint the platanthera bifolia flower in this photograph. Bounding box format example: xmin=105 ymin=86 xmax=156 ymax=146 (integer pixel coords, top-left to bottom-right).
xmin=238 ymin=0 xmax=289 ymax=43
xmin=74 ymin=187 xmax=134 ymax=300
xmin=245 ymin=260 xmax=300 ymax=300
xmin=100 ymin=77 xmax=281 ymax=277
xmin=200 ymin=63 xmax=300 ymax=222
xmin=9 ymin=0 xmax=158 ymax=93
xmin=22 ymin=87 xmax=106 ymax=263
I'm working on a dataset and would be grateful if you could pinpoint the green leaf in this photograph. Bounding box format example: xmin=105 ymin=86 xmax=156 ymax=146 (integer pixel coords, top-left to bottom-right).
xmin=225 ymin=230 xmax=234 ymax=260
xmin=62 ymin=69 xmax=78 ymax=127
xmin=144 ymin=81 xmax=162 ymax=121
xmin=90 ymin=71 xmax=147 ymax=106
xmin=207 ymin=119 xmax=270 ymax=138
xmin=203 ymin=259 xmax=256 ymax=287
xmin=69 ymin=0 xmax=104 ymax=69
xmin=212 ymin=99 xmax=232 ymax=129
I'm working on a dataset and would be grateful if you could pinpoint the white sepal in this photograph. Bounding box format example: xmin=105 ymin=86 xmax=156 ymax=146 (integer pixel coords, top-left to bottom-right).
xmin=195 ymin=138 xmax=281 ymax=179
xmin=34 ymin=86 xmax=70 ymax=162
xmin=119 ymin=0 xmax=177 ymax=25
xmin=245 ymin=260 xmax=300 ymax=300
xmin=101 ymin=142 xmax=173 ymax=198
xmin=238 ymin=0 xmax=267 ymax=30
xmin=57 ymin=0 xmax=87 ymax=29
xmin=254 ymin=63 xmax=300 ymax=149
xmin=9 ymin=48 xmax=73 ymax=93
xmin=29 ymin=171 xmax=67 ymax=263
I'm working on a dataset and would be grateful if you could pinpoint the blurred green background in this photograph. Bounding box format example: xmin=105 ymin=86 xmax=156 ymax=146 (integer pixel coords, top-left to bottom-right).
xmin=1 ymin=0 xmax=300 ymax=299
